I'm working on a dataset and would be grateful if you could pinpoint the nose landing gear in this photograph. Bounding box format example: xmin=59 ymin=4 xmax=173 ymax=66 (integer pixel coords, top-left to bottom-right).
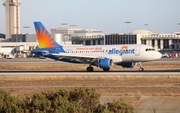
xmin=139 ymin=62 xmax=144 ymax=71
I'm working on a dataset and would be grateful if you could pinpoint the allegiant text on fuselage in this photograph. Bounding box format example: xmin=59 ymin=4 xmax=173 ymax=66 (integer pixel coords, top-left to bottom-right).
xmin=108 ymin=48 xmax=135 ymax=56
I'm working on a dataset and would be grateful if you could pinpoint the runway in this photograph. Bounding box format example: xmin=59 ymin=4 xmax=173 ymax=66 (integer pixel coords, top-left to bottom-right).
xmin=0 ymin=69 xmax=180 ymax=75
xmin=0 ymin=57 xmax=180 ymax=75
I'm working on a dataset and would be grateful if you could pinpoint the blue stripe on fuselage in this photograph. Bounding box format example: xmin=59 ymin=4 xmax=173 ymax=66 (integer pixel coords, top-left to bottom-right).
xmin=35 ymin=47 xmax=65 ymax=53
xmin=33 ymin=48 xmax=80 ymax=63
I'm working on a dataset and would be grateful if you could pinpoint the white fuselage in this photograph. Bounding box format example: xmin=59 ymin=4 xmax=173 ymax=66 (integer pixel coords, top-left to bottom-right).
xmin=60 ymin=44 xmax=162 ymax=63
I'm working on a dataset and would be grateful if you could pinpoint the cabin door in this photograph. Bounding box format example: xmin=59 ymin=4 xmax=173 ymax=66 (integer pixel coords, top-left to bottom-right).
xmin=135 ymin=46 xmax=140 ymax=56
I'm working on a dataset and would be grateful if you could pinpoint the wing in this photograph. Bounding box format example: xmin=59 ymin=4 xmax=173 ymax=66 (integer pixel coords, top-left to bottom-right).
xmin=52 ymin=53 xmax=122 ymax=64
xmin=52 ymin=53 xmax=103 ymax=63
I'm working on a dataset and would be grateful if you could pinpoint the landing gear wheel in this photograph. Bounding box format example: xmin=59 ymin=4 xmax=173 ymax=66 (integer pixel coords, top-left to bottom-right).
xmin=139 ymin=68 xmax=144 ymax=71
xmin=138 ymin=62 xmax=144 ymax=71
xmin=87 ymin=67 xmax=94 ymax=72
xmin=103 ymin=68 xmax=110 ymax=72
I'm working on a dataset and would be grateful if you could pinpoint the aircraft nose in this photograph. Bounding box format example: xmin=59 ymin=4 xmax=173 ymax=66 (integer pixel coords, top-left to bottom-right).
xmin=156 ymin=52 xmax=162 ymax=59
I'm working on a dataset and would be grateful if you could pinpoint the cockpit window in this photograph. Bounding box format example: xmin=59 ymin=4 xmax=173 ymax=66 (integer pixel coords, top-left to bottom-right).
xmin=145 ymin=48 xmax=155 ymax=51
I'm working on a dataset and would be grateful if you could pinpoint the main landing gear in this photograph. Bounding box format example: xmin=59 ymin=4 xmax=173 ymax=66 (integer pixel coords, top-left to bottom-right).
xmin=87 ymin=66 xmax=94 ymax=72
xmin=86 ymin=66 xmax=110 ymax=72
xmin=103 ymin=68 xmax=110 ymax=72
xmin=139 ymin=62 xmax=144 ymax=71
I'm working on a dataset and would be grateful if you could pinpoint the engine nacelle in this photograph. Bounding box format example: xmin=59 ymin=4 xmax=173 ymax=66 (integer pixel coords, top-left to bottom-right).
xmin=118 ymin=62 xmax=136 ymax=68
xmin=95 ymin=58 xmax=113 ymax=69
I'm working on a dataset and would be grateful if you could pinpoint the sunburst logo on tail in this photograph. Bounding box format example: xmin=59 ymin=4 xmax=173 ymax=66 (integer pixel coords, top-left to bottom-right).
xmin=35 ymin=25 xmax=57 ymax=48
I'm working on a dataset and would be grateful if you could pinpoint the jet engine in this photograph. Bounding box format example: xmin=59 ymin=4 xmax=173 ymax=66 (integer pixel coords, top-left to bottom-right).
xmin=95 ymin=58 xmax=113 ymax=69
xmin=117 ymin=62 xmax=136 ymax=68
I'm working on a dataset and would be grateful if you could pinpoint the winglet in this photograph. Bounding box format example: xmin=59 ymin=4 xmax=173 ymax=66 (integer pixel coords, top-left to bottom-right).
xmin=34 ymin=22 xmax=61 ymax=48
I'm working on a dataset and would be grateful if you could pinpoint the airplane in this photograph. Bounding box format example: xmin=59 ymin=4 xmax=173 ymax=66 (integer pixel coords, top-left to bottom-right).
xmin=32 ymin=21 xmax=162 ymax=72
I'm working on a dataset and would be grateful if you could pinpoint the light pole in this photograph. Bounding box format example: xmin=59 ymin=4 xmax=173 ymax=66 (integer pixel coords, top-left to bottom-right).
xmin=61 ymin=23 xmax=67 ymax=28
xmin=14 ymin=27 xmax=19 ymax=57
xmin=70 ymin=25 xmax=77 ymax=42
xmin=13 ymin=27 xmax=19 ymax=42
xmin=124 ymin=21 xmax=131 ymax=44
xmin=70 ymin=25 xmax=77 ymax=33
xmin=70 ymin=24 xmax=77 ymax=28
xmin=61 ymin=23 xmax=68 ymax=44
xmin=144 ymin=24 xmax=148 ymax=30
xmin=124 ymin=21 xmax=131 ymax=33
xmin=23 ymin=26 xmax=31 ymax=50
xmin=23 ymin=26 xmax=31 ymax=34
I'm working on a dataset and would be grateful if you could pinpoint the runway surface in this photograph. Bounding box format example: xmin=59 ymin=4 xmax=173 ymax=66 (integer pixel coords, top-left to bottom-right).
xmin=0 ymin=57 xmax=180 ymax=75
xmin=0 ymin=69 xmax=180 ymax=75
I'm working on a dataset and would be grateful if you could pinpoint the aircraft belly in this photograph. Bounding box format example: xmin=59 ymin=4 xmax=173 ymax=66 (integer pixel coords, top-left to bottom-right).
xmin=111 ymin=55 xmax=122 ymax=63
xmin=121 ymin=54 xmax=143 ymax=62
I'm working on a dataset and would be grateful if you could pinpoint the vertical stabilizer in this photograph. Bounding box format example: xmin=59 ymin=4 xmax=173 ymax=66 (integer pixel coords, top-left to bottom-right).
xmin=34 ymin=22 xmax=61 ymax=48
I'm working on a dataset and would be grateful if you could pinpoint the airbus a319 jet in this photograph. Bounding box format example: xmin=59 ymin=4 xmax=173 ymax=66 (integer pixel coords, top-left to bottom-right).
xmin=33 ymin=22 xmax=162 ymax=72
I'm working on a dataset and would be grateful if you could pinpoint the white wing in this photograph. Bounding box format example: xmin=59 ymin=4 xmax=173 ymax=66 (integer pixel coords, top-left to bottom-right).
xmin=52 ymin=53 xmax=122 ymax=63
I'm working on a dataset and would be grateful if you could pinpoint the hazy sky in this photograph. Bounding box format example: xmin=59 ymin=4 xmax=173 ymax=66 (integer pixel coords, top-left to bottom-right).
xmin=0 ymin=0 xmax=180 ymax=34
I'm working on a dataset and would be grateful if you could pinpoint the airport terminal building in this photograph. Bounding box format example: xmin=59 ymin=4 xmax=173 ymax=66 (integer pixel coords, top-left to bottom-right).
xmin=71 ymin=29 xmax=104 ymax=45
xmin=50 ymin=27 xmax=82 ymax=45
xmin=141 ymin=32 xmax=180 ymax=52
xmin=72 ymin=30 xmax=180 ymax=52
xmin=1 ymin=29 xmax=180 ymax=57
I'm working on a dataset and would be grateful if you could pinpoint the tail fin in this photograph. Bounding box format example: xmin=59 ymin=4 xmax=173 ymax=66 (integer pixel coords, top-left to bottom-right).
xmin=34 ymin=21 xmax=61 ymax=48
